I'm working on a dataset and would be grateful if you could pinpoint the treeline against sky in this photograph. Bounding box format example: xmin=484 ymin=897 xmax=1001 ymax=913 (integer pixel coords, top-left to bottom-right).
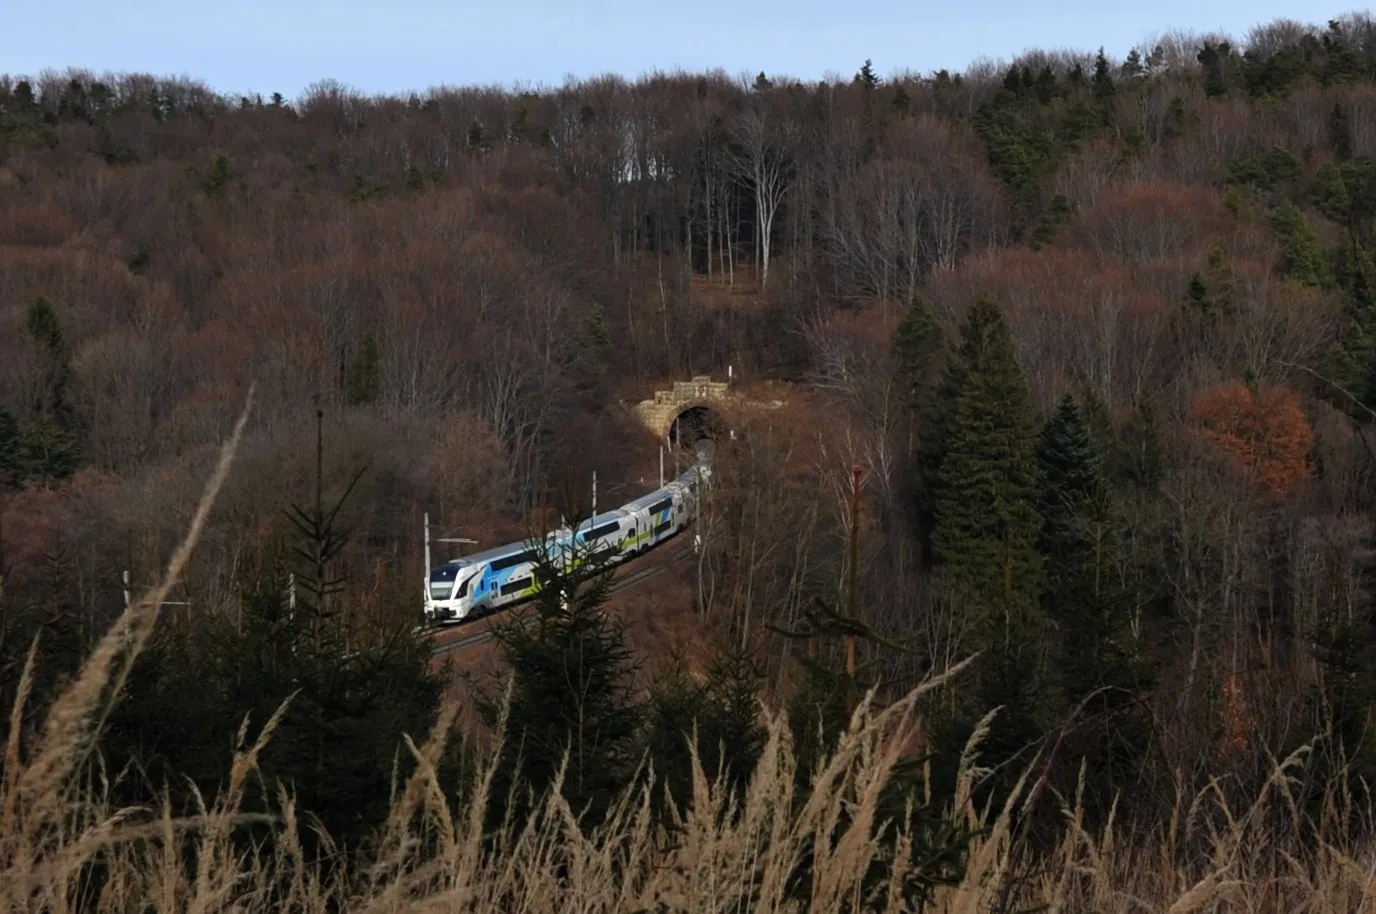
xmin=5 ymin=11 xmax=1376 ymax=905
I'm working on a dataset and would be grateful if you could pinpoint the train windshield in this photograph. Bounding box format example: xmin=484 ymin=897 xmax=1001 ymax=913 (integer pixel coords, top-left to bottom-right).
xmin=429 ymin=564 xmax=469 ymax=601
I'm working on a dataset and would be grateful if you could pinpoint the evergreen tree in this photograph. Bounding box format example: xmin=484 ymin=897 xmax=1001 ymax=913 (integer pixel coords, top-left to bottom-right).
xmin=642 ymin=643 xmax=766 ymax=819
xmin=576 ymin=304 xmax=613 ymax=396
xmin=102 ymin=441 xmax=445 ymax=867
xmin=1092 ymin=48 xmax=1116 ymax=104
xmin=892 ymin=295 xmax=944 ymax=413
xmin=1120 ymin=48 xmax=1145 ymax=78
xmin=20 ymin=298 xmax=80 ymax=480
xmin=201 ymin=153 xmax=231 ymax=196
xmin=1197 ymin=41 xmax=1231 ymax=97
xmin=929 ymin=298 xmax=1046 ymax=779
xmin=1186 ymin=271 xmax=1212 ymax=315
xmin=891 ymin=84 xmax=912 ymax=115
xmin=0 ymin=406 xmax=20 ymax=488
xmin=911 ymin=315 xmax=970 ymax=557
xmin=1034 ymin=396 xmax=1154 ymax=825
xmin=1269 ymin=203 xmax=1330 ymax=288
xmin=771 ymin=597 xmax=979 ymax=911
xmin=1329 ymin=102 xmax=1353 ymax=160
xmin=583 ymin=303 xmax=611 ymax=354
xmin=483 ymin=538 xmax=641 ymax=832
xmin=855 ymin=59 xmax=881 ymax=89
xmin=1036 ymin=395 xmax=1103 ymax=558
xmin=1312 ymin=162 xmax=1351 ymax=222
xmin=344 ymin=334 xmax=380 ymax=406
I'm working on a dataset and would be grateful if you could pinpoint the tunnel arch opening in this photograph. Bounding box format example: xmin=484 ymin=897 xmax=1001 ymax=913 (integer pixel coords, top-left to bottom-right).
xmin=668 ymin=404 xmax=725 ymax=446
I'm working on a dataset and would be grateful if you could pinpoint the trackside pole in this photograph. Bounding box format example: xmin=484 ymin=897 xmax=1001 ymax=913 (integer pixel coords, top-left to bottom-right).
xmin=592 ymin=470 xmax=597 ymax=518
xmin=659 ymin=445 xmax=665 ymax=488
xmin=423 ymin=511 xmax=431 ymax=615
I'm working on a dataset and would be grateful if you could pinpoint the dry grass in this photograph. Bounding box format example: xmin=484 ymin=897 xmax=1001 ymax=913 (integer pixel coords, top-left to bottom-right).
xmin=5 ymin=389 xmax=1376 ymax=913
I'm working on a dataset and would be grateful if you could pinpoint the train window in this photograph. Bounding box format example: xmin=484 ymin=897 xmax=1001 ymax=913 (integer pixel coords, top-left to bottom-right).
xmin=585 ymin=521 xmax=619 ymax=541
xmin=500 ymin=577 xmax=532 ymax=596
xmin=648 ymin=498 xmax=673 ymax=515
xmin=654 ymin=520 xmax=672 ymax=535
xmin=491 ymin=549 xmax=536 ymax=572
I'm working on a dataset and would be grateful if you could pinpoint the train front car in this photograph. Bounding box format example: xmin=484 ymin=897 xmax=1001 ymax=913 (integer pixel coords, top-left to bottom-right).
xmin=426 ymin=559 xmax=483 ymax=624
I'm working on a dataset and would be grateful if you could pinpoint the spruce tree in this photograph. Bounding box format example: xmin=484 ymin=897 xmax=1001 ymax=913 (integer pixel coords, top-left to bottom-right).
xmin=929 ymin=298 xmax=1045 ymax=779
xmin=1269 ymin=202 xmax=1329 ymax=288
xmin=483 ymin=537 xmax=641 ymax=832
xmin=1036 ymin=395 xmax=1102 ymax=559
xmin=0 ymin=406 xmax=24 ymax=488
xmin=771 ymin=595 xmax=979 ymax=910
xmin=911 ymin=303 xmax=976 ymax=558
xmin=1034 ymin=395 xmax=1154 ymax=826
xmin=101 ymin=442 xmax=445 ymax=868
xmin=20 ymin=298 xmax=80 ymax=480
xmin=1186 ymin=271 xmax=1212 ymax=315
xmin=1036 ymin=395 xmax=1110 ymax=693
xmin=893 ymin=295 xmax=944 ymax=412
xmin=1329 ymin=102 xmax=1353 ymax=160
xmin=1092 ymin=48 xmax=1116 ymax=105
xmin=642 ymin=643 xmax=766 ymax=819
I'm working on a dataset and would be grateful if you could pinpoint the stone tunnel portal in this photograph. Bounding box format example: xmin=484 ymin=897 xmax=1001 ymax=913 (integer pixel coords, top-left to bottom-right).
xmin=668 ymin=404 xmax=724 ymax=445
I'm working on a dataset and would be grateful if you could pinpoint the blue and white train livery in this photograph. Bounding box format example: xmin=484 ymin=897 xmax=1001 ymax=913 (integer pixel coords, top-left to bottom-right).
xmin=424 ymin=444 xmax=713 ymax=625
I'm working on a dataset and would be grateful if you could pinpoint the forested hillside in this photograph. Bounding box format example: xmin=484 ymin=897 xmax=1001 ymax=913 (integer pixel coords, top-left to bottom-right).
xmin=7 ymin=12 xmax=1376 ymax=912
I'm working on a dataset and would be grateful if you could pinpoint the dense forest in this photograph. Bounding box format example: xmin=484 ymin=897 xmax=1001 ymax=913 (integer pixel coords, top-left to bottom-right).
xmin=7 ymin=11 xmax=1376 ymax=911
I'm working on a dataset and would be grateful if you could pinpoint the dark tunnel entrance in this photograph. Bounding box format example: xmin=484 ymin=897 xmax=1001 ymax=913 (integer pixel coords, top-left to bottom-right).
xmin=668 ymin=405 xmax=723 ymax=446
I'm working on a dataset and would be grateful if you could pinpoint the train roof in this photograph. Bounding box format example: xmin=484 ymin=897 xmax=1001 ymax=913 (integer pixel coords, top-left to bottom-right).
xmin=623 ymin=486 xmax=676 ymax=511
xmin=435 ymin=531 xmax=561 ymax=569
xmin=576 ymin=509 xmax=628 ymax=533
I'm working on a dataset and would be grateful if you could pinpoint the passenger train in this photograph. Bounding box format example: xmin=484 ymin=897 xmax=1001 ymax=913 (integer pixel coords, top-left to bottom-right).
xmin=424 ymin=441 xmax=713 ymax=625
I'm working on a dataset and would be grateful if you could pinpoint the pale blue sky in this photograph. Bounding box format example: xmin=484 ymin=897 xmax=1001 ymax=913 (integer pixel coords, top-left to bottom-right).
xmin=2 ymin=0 xmax=1362 ymax=100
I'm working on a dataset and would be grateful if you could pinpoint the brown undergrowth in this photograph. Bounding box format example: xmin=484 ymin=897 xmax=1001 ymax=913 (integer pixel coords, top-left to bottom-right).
xmin=3 ymin=390 xmax=1376 ymax=913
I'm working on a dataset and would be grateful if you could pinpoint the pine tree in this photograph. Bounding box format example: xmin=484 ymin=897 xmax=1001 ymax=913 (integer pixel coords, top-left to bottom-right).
xmin=1329 ymin=102 xmax=1353 ymax=160
xmin=1036 ymin=395 xmax=1103 ymax=559
xmin=1269 ymin=203 xmax=1329 ymax=288
xmin=1312 ymin=162 xmax=1351 ymax=222
xmin=1120 ymin=48 xmax=1145 ymax=78
xmin=891 ymin=84 xmax=912 ymax=115
xmin=892 ymin=295 xmax=944 ymax=413
xmin=930 ymin=298 xmax=1046 ymax=774
xmin=1197 ymin=42 xmax=1231 ymax=98
xmin=101 ymin=452 xmax=445 ymax=868
xmin=911 ymin=320 xmax=969 ymax=557
xmin=1187 ymin=271 xmax=1212 ymax=315
xmin=771 ymin=594 xmax=978 ymax=910
xmin=583 ymin=303 xmax=611 ymax=354
xmin=1036 ymin=402 xmax=1153 ymax=825
xmin=855 ymin=59 xmax=881 ymax=89
xmin=1092 ymin=48 xmax=1116 ymax=104
xmin=201 ymin=153 xmax=231 ymax=196
xmin=483 ymin=537 xmax=641 ymax=831
xmin=20 ymin=298 xmax=80 ymax=480
xmin=642 ymin=643 xmax=766 ymax=819
xmin=0 ymin=406 xmax=21 ymax=488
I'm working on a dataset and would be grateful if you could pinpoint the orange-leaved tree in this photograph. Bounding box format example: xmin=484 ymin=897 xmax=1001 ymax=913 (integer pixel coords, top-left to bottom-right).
xmin=1190 ymin=381 xmax=1314 ymax=497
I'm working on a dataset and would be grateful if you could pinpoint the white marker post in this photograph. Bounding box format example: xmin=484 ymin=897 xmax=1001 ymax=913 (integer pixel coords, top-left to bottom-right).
xmin=423 ymin=511 xmax=431 ymax=617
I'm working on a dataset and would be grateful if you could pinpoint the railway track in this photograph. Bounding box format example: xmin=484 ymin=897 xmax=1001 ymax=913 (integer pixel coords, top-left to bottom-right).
xmin=429 ymin=542 xmax=695 ymax=659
